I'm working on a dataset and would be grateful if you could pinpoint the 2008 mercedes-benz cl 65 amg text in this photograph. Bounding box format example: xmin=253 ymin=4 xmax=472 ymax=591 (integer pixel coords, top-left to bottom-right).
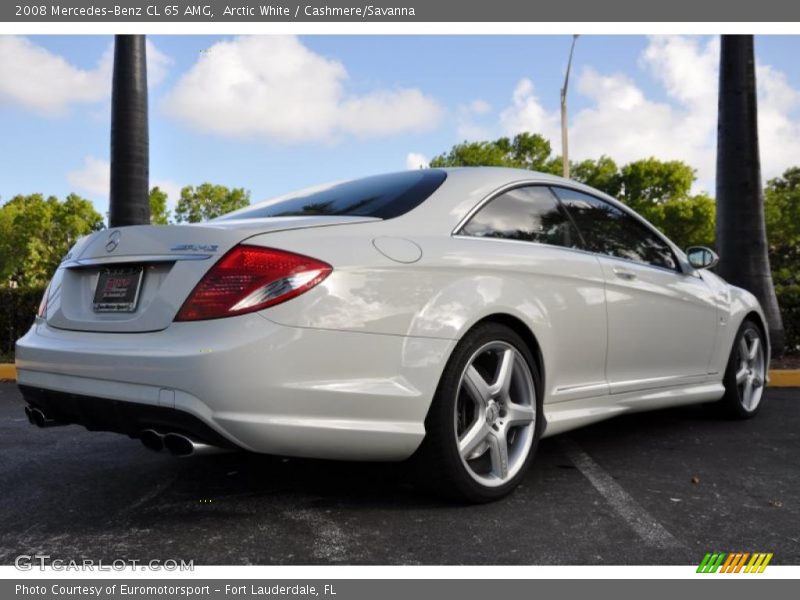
xmin=16 ymin=167 xmax=769 ymax=502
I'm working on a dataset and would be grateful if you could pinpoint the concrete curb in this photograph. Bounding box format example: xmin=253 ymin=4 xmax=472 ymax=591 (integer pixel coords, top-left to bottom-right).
xmin=768 ymin=369 xmax=800 ymax=388
xmin=0 ymin=364 xmax=16 ymax=381
xmin=1 ymin=363 xmax=799 ymax=387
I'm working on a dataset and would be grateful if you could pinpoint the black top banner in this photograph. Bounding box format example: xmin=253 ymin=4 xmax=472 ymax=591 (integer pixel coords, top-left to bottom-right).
xmin=4 ymin=0 xmax=800 ymax=22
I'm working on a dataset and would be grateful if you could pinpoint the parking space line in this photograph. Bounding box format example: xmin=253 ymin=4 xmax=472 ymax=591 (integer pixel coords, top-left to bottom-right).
xmin=557 ymin=437 xmax=684 ymax=550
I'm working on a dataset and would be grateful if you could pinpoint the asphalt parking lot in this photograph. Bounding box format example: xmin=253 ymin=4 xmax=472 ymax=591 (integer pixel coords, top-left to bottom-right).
xmin=0 ymin=382 xmax=798 ymax=565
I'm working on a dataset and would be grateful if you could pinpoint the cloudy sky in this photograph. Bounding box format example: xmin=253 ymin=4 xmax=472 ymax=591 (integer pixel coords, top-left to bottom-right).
xmin=1 ymin=34 xmax=800 ymax=218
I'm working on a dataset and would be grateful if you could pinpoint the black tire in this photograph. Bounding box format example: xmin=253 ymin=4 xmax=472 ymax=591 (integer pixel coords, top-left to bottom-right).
xmin=414 ymin=322 xmax=543 ymax=503
xmin=715 ymin=318 xmax=767 ymax=419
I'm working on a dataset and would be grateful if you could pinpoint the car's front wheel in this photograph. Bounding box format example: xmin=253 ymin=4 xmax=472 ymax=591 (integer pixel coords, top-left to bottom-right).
xmin=416 ymin=322 xmax=542 ymax=503
xmin=717 ymin=318 xmax=767 ymax=419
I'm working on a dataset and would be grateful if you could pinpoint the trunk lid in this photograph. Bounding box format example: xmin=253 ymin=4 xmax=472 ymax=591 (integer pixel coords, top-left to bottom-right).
xmin=46 ymin=216 xmax=374 ymax=333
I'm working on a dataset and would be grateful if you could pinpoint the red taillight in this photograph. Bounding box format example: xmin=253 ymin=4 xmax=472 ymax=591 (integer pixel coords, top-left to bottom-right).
xmin=175 ymin=245 xmax=332 ymax=321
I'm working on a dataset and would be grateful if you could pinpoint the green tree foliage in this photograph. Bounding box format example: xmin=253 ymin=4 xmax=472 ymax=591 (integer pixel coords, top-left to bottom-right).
xmin=0 ymin=285 xmax=46 ymax=359
xmin=765 ymin=168 xmax=800 ymax=292
xmin=765 ymin=168 xmax=800 ymax=256
xmin=0 ymin=193 xmax=104 ymax=286
xmin=429 ymin=133 xmax=561 ymax=174
xmin=636 ymin=194 xmax=716 ymax=250
xmin=572 ymin=156 xmax=622 ymax=197
xmin=174 ymin=183 xmax=251 ymax=223
xmin=148 ymin=186 xmax=170 ymax=225
xmin=617 ymin=158 xmax=695 ymax=211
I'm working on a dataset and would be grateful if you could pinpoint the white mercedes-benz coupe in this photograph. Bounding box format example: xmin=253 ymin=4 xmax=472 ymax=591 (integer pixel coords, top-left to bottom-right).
xmin=16 ymin=167 xmax=769 ymax=502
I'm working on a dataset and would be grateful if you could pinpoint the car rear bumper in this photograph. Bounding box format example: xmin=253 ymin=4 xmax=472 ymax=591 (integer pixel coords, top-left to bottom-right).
xmin=18 ymin=384 xmax=238 ymax=448
xmin=15 ymin=315 xmax=455 ymax=460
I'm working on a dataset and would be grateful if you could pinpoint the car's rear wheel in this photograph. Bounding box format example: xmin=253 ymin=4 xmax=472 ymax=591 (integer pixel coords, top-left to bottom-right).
xmin=416 ymin=322 xmax=542 ymax=503
xmin=717 ymin=319 xmax=767 ymax=419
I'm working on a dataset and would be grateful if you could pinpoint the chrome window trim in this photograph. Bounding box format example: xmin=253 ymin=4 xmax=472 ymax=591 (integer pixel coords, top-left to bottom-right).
xmin=451 ymin=179 xmax=548 ymax=235
xmin=453 ymin=181 xmax=581 ymax=248
xmin=452 ymin=179 xmax=689 ymax=275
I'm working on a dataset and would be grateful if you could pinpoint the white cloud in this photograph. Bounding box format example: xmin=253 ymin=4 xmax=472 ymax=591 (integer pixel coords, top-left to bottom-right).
xmin=468 ymin=99 xmax=492 ymax=115
xmin=569 ymin=67 xmax=711 ymax=177
xmin=144 ymin=41 xmax=172 ymax=87
xmin=405 ymin=152 xmax=429 ymax=170
xmin=0 ymin=37 xmax=109 ymax=116
xmin=754 ymin=64 xmax=800 ymax=187
xmin=456 ymin=98 xmax=494 ymax=140
xmin=339 ymin=89 xmax=442 ymax=137
xmin=67 ymin=156 xmax=182 ymax=214
xmin=640 ymin=36 xmax=719 ymax=109
xmin=163 ymin=36 xmax=443 ymax=142
xmin=67 ymin=156 xmax=110 ymax=197
xmin=0 ymin=36 xmax=171 ymax=116
xmin=496 ymin=35 xmax=800 ymax=192
xmin=499 ymin=79 xmax=560 ymax=142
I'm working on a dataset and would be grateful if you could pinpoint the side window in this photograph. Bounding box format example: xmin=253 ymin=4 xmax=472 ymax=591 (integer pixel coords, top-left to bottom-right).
xmin=552 ymin=187 xmax=678 ymax=271
xmin=460 ymin=186 xmax=580 ymax=248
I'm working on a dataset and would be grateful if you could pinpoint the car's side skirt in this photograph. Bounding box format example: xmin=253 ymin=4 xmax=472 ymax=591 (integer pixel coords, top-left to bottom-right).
xmin=541 ymin=381 xmax=726 ymax=438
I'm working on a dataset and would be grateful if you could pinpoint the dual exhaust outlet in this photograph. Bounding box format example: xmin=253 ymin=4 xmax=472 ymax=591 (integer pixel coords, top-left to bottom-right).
xmin=139 ymin=429 xmax=229 ymax=457
xmin=24 ymin=405 xmax=62 ymax=428
xmin=24 ymin=405 xmax=227 ymax=458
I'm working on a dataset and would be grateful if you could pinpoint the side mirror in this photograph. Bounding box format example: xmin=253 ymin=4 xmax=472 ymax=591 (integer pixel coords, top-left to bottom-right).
xmin=686 ymin=246 xmax=719 ymax=270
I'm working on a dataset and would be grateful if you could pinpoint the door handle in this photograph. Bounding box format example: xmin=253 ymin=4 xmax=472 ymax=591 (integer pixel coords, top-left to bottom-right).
xmin=613 ymin=268 xmax=637 ymax=281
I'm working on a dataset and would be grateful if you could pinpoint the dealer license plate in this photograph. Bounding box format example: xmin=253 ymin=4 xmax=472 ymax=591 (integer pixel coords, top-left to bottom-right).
xmin=92 ymin=267 xmax=144 ymax=312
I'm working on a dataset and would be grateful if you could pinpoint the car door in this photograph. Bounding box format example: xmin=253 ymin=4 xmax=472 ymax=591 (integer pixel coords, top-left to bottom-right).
xmin=457 ymin=184 xmax=609 ymax=403
xmin=552 ymin=186 xmax=718 ymax=394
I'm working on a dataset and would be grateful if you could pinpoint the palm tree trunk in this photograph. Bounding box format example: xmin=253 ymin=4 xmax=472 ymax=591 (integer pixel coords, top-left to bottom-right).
xmin=109 ymin=35 xmax=150 ymax=227
xmin=716 ymin=34 xmax=784 ymax=355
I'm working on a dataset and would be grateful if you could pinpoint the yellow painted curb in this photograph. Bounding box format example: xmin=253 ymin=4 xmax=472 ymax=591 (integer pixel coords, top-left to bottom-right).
xmin=768 ymin=369 xmax=800 ymax=388
xmin=0 ymin=364 xmax=16 ymax=381
xmin=0 ymin=363 xmax=799 ymax=387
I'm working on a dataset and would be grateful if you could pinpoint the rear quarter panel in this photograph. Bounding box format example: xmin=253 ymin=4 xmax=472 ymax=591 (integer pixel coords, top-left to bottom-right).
xmin=252 ymin=223 xmax=608 ymax=405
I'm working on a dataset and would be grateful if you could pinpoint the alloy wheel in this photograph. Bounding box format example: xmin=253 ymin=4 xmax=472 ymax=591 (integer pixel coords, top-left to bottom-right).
xmin=735 ymin=328 xmax=766 ymax=412
xmin=453 ymin=341 xmax=536 ymax=487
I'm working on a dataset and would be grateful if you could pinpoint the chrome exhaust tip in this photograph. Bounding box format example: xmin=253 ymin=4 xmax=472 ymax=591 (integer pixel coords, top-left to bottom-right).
xmin=27 ymin=406 xmax=62 ymax=428
xmin=162 ymin=432 xmax=227 ymax=457
xmin=139 ymin=429 xmax=165 ymax=452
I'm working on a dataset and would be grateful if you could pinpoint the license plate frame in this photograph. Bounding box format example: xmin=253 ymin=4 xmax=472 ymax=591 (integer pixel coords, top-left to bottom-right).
xmin=92 ymin=266 xmax=144 ymax=313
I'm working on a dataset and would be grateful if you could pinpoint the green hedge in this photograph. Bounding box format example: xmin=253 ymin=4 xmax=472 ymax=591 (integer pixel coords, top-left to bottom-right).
xmin=1 ymin=286 xmax=45 ymax=361
xmin=776 ymin=284 xmax=800 ymax=355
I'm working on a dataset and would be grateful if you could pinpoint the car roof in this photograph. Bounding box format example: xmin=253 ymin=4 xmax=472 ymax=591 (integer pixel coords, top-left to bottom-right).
xmin=439 ymin=166 xmax=569 ymax=185
xmin=403 ymin=166 xmax=616 ymax=232
xmin=434 ymin=166 xmax=617 ymax=204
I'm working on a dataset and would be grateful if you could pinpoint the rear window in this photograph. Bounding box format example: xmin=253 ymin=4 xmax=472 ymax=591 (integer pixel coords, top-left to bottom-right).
xmin=216 ymin=170 xmax=447 ymax=221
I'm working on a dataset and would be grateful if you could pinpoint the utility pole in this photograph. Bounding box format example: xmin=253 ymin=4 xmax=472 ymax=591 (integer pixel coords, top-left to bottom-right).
xmin=109 ymin=35 xmax=150 ymax=227
xmin=560 ymin=35 xmax=579 ymax=180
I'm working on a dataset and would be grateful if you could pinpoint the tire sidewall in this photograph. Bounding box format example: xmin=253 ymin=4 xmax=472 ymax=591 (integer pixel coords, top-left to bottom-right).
xmin=427 ymin=323 xmax=544 ymax=502
xmin=722 ymin=319 xmax=765 ymax=419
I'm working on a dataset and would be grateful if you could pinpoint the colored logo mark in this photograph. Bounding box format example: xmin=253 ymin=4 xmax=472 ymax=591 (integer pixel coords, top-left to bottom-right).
xmin=697 ymin=552 xmax=773 ymax=573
